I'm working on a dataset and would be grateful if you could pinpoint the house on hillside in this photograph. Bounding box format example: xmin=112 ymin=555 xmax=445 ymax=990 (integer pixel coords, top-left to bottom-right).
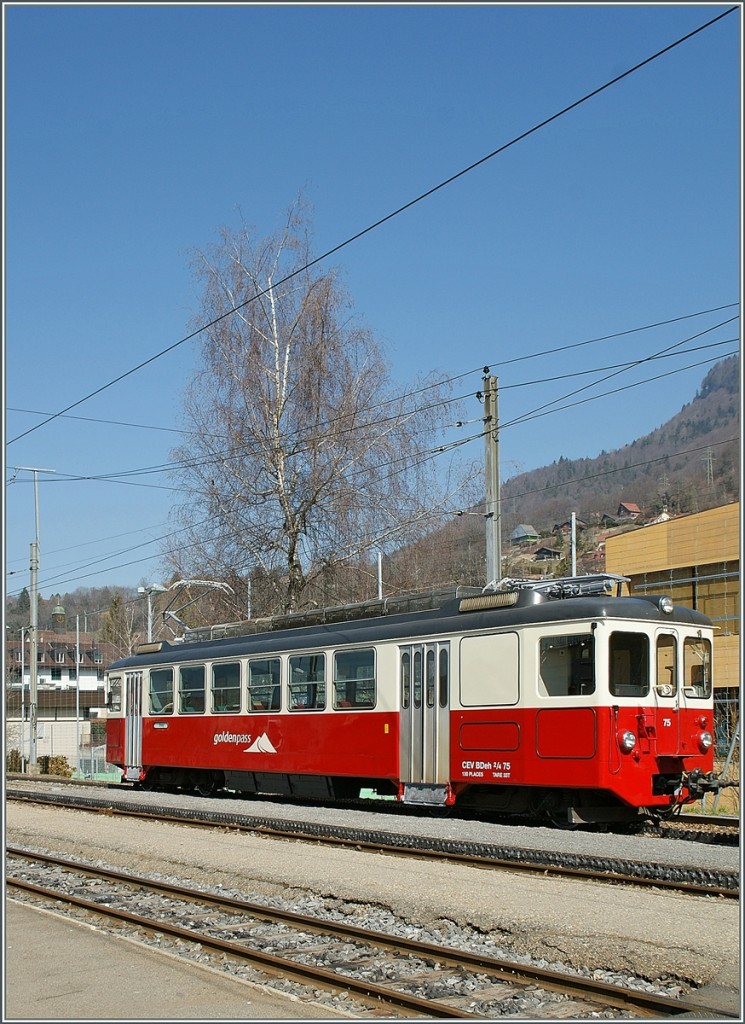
xmin=649 ymin=509 xmax=672 ymax=525
xmin=510 ymin=524 xmax=539 ymax=544
xmin=617 ymin=502 xmax=641 ymax=519
xmin=553 ymin=518 xmax=587 ymax=535
xmin=534 ymin=546 xmax=561 ymax=562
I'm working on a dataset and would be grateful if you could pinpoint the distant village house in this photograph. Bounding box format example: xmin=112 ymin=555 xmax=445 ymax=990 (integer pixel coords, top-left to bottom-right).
xmin=509 ymin=524 xmax=539 ymax=544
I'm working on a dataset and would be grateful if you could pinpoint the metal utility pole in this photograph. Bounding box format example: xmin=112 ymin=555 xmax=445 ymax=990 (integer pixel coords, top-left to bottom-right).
xmin=76 ymin=615 xmax=81 ymax=777
xmin=15 ymin=466 xmax=56 ymax=772
xmin=29 ymin=539 xmax=39 ymax=770
xmin=20 ymin=628 xmax=27 ymax=771
xmin=483 ymin=375 xmax=502 ymax=585
xmin=138 ymin=584 xmax=167 ymax=642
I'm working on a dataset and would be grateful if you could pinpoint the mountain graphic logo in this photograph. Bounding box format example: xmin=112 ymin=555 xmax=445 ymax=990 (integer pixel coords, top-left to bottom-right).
xmin=244 ymin=733 xmax=277 ymax=754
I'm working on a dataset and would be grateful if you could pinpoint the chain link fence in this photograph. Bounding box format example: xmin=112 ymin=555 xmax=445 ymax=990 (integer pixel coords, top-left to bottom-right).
xmin=4 ymin=686 xmax=120 ymax=780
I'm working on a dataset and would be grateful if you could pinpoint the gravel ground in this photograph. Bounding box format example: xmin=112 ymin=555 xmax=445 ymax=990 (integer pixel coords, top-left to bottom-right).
xmin=9 ymin=778 xmax=740 ymax=871
xmin=5 ymin=790 xmax=741 ymax=1012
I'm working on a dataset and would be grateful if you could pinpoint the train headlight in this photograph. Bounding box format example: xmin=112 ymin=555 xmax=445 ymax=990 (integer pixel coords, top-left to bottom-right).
xmin=659 ymin=596 xmax=674 ymax=614
xmin=698 ymin=731 xmax=713 ymax=752
xmin=619 ymin=730 xmax=637 ymax=752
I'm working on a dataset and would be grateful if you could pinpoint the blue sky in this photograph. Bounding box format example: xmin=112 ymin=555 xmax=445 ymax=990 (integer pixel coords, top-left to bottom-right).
xmin=3 ymin=3 xmax=741 ymax=601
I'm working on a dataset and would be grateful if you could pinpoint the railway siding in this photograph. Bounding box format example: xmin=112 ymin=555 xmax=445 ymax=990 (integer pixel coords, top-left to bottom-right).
xmin=5 ymin=781 xmax=740 ymax=1010
xmin=6 ymin=786 xmax=739 ymax=895
xmin=7 ymin=849 xmax=736 ymax=1019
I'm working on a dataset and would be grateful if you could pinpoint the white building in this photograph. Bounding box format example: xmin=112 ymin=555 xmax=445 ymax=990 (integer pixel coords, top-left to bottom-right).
xmin=5 ymin=602 xmax=120 ymax=776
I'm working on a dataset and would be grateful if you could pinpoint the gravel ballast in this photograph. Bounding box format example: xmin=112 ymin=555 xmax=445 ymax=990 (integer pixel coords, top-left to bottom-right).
xmin=5 ymin=789 xmax=741 ymax=1009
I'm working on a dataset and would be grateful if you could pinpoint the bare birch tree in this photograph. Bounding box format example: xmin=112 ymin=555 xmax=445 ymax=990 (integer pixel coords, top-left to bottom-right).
xmin=100 ymin=594 xmax=141 ymax=657
xmin=166 ymin=200 xmax=475 ymax=615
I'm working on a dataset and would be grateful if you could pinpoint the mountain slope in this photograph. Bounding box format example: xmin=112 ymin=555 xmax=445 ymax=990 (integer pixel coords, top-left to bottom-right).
xmin=498 ymin=355 xmax=740 ymax=534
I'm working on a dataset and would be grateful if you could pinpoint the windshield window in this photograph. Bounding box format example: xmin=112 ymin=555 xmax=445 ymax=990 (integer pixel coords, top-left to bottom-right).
xmin=684 ymin=637 xmax=712 ymax=698
xmin=609 ymin=632 xmax=649 ymax=697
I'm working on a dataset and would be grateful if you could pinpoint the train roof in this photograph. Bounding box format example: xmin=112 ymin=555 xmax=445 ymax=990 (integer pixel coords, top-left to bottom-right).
xmin=108 ymin=575 xmax=714 ymax=671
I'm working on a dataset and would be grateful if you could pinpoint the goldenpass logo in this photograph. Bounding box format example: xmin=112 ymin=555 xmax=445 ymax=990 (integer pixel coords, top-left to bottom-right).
xmin=213 ymin=731 xmax=252 ymax=746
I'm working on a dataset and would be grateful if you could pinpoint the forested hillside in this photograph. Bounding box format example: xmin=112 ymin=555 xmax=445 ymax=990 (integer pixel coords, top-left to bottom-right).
xmin=498 ymin=355 xmax=739 ymax=535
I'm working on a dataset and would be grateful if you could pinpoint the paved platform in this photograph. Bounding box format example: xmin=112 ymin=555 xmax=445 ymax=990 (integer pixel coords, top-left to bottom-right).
xmin=4 ymin=900 xmax=344 ymax=1021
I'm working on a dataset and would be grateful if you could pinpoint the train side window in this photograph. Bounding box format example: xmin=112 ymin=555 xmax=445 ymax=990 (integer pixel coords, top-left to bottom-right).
xmin=539 ymin=634 xmax=595 ymax=697
xmin=426 ymin=649 xmax=436 ymax=707
xmin=413 ymin=650 xmax=423 ymax=709
xmin=401 ymin=652 xmax=411 ymax=709
xmin=248 ymin=658 xmax=281 ymax=712
xmin=438 ymin=648 xmax=448 ymax=708
xmin=289 ymin=653 xmax=326 ymax=711
xmin=609 ymin=632 xmax=649 ymax=697
xmin=683 ymin=637 xmax=712 ymax=699
xmin=149 ymin=667 xmax=173 ymax=715
xmin=655 ymin=635 xmax=677 ymax=697
xmin=179 ymin=665 xmax=205 ymax=714
xmin=212 ymin=661 xmax=241 ymax=713
xmin=108 ymin=674 xmax=122 ymax=713
xmin=333 ymin=649 xmax=375 ymax=709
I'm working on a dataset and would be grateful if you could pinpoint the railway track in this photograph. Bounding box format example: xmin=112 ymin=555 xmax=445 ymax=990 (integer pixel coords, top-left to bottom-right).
xmin=6 ymin=847 xmax=736 ymax=1020
xmin=7 ymin=774 xmax=739 ymax=843
xmin=6 ymin=786 xmax=739 ymax=898
xmin=641 ymin=814 xmax=740 ymax=846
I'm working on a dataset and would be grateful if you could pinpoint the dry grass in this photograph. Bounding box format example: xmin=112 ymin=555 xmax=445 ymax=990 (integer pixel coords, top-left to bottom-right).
xmin=684 ymin=755 xmax=740 ymax=816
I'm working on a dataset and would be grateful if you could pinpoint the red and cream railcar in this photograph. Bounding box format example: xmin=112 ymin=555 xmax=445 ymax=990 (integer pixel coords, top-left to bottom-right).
xmin=104 ymin=575 xmax=723 ymax=826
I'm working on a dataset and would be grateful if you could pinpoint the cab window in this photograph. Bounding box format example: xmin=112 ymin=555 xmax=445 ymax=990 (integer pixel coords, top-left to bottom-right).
xmin=609 ymin=632 xmax=649 ymax=697
xmin=539 ymin=634 xmax=595 ymax=697
xmin=655 ymin=635 xmax=677 ymax=697
xmin=684 ymin=637 xmax=712 ymax=698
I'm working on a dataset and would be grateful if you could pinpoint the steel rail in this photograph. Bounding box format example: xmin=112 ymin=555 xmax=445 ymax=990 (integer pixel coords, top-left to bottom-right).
xmin=6 ymin=848 xmax=738 ymax=1019
xmin=7 ymin=789 xmax=739 ymax=898
xmin=7 ymin=776 xmax=740 ymax=837
xmin=7 ymin=875 xmax=476 ymax=1019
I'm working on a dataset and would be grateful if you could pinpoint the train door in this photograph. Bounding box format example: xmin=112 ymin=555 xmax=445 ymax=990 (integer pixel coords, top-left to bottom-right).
xmin=398 ymin=642 xmax=450 ymax=805
xmin=123 ymin=670 xmax=144 ymax=782
xmin=653 ymin=631 xmax=680 ymax=754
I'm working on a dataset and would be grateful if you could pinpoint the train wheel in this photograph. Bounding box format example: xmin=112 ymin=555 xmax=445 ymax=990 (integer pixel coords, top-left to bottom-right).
xmin=548 ymin=808 xmax=580 ymax=830
xmin=195 ymin=780 xmax=216 ymax=797
xmin=544 ymin=793 xmax=580 ymax=829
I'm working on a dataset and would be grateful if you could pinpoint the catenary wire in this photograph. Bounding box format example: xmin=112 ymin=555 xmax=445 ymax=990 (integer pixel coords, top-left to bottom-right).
xmin=6 ymin=336 xmax=737 ymax=591
xmin=11 ymin=341 xmax=735 ymax=492
xmin=6 ymin=8 xmax=736 ymax=447
xmin=6 ymin=325 xmax=738 ymax=586
xmin=16 ymin=419 xmax=739 ymax=597
xmin=502 ymin=317 xmax=738 ymax=429
xmin=5 ymin=301 xmax=738 ymax=443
